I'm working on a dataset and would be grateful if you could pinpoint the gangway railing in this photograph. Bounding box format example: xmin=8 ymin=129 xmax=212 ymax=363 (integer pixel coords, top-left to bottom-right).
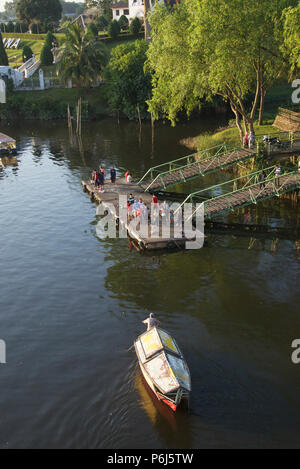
xmin=174 ymin=165 xmax=300 ymax=220
xmin=138 ymin=143 xmax=228 ymax=186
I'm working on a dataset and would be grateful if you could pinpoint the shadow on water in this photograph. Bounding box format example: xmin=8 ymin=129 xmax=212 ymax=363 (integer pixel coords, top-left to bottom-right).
xmin=134 ymin=371 xmax=193 ymax=448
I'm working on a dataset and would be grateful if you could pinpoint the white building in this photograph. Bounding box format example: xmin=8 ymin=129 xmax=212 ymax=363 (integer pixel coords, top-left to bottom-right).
xmin=110 ymin=1 xmax=165 ymax=22
xmin=0 ymin=66 xmax=24 ymax=88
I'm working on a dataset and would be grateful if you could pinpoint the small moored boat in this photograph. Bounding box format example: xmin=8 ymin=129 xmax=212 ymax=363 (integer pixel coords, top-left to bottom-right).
xmin=0 ymin=133 xmax=17 ymax=156
xmin=134 ymin=325 xmax=191 ymax=412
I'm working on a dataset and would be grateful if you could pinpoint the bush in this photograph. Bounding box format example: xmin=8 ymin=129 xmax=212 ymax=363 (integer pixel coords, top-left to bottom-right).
xmin=97 ymin=15 xmax=108 ymax=31
xmin=45 ymin=30 xmax=56 ymax=48
xmin=7 ymin=21 xmax=14 ymax=33
xmin=31 ymin=24 xmax=40 ymax=34
xmin=22 ymin=45 xmax=33 ymax=63
xmin=108 ymin=20 xmax=120 ymax=40
xmin=118 ymin=15 xmax=129 ymax=31
xmin=129 ymin=17 xmax=141 ymax=36
xmin=40 ymin=43 xmax=53 ymax=65
xmin=0 ymin=32 xmax=8 ymax=66
xmin=7 ymin=78 xmax=14 ymax=92
xmin=87 ymin=23 xmax=98 ymax=37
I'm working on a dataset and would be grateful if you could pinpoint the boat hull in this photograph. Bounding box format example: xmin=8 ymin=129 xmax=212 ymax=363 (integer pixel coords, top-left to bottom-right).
xmin=137 ymin=357 xmax=187 ymax=412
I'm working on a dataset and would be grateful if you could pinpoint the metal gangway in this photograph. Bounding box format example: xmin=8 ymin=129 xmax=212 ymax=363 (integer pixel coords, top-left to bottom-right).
xmin=174 ymin=165 xmax=300 ymax=220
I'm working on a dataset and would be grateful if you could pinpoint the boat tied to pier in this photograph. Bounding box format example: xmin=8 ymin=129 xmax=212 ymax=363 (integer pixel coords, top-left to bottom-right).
xmin=0 ymin=133 xmax=17 ymax=156
xmin=134 ymin=325 xmax=191 ymax=412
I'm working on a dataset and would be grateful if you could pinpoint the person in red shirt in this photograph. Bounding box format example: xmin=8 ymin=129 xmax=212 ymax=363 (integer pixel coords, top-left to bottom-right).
xmin=152 ymin=194 xmax=158 ymax=204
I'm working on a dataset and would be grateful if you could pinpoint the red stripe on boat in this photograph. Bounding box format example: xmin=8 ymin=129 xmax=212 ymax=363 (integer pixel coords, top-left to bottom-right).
xmin=162 ymin=399 xmax=177 ymax=412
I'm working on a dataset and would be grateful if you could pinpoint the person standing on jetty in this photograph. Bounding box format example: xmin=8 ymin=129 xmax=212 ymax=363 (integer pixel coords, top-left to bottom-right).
xmin=260 ymin=170 xmax=267 ymax=189
xmin=249 ymin=131 xmax=255 ymax=149
xmin=125 ymin=170 xmax=132 ymax=183
xmin=275 ymin=164 xmax=281 ymax=187
xmin=110 ymin=166 xmax=116 ymax=184
xmin=98 ymin=166 xmax=105 ymax=192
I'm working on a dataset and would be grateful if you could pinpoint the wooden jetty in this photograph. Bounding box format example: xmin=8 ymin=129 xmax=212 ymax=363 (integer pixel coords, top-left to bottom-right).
xmin=82 ymin=178 xmax=189 ymax=251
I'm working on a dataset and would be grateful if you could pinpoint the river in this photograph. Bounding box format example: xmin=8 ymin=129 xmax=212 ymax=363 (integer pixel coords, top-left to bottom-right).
xmin=0 ymin=118 xmax=300 ymax=449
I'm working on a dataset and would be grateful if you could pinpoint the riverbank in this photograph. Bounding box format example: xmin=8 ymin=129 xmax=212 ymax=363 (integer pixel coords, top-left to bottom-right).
xmin=0 ymin=88 xmax=110 ymax=121
xmin=181 ymin=81 xmax=300 ymax=152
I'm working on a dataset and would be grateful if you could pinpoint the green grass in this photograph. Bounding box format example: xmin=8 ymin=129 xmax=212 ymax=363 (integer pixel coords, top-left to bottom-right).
xmin=6 ymin=39 xmax=44 ymax=68
xmin=195 ymin=81 xmax=298 ymax=151
xmin=196 ymin=124 xmax=291 ymax=151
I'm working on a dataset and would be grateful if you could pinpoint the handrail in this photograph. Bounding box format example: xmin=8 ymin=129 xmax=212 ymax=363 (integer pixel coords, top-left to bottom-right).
xmin=175 ymin=164 xmax=295 ymax=214
xmin=185 ymin=168 xmax=299 ymax=221
xmin=137 ymin=143 xmax=228 ymax=185
xmin=141 ymin=144 xmax=249 ymax=192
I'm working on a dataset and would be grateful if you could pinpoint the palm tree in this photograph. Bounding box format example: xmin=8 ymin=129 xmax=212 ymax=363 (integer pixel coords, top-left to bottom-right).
xmin=58 ymin=24 xmax=109 ymax=87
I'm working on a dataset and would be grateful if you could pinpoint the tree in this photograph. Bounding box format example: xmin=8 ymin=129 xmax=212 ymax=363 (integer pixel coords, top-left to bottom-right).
xmin=3 ymin=1 xmax=17 ymax=18
xmin=108 ymin=20 xmax=120 ymax=40
xmin=146 ymin=0 xmax=298 ymax=142
xmin=87 ymin=23 xmax=98 ymax=38
xmin=45 ymin=30 xmax=56 ymax=47
xmin=30 ymin=23 xmax=39 ymax=34
xmin=6 ymin=21 xmax=14 ymax=32
xmin=104 ymin=40 xmax=152 ymax=121
xmin=282 ymin=3 xmax=300 ymax=74
xmin=0 ymin=32 xmax=9 ymax=66
xmin=118 ymin=15 xmax=129 ymax=31
xmin=22 ymin=45 xmax=33 ymax=62
xmin=40 ymin=42 xmax=53 ymax=65
xmin=58 ymin=23 xmax=109 ymax=87
xmin=84 ymin=0 xmax=112 ymax=21
xmin=16 ymin=0 xmax=62 ymax=27
xmin=130 ymin=17 xmax=141 ymax=37
xmin=97 ymin=15 xmax=108 ymax=32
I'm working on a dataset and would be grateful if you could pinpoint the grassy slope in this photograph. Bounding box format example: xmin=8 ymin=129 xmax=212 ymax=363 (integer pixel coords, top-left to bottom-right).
xmin=196 ymin=81 xmax=298 ymax=151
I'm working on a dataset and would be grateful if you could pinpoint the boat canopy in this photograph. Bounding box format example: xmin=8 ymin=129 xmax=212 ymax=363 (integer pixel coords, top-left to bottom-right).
xmin=140 ymin=327 xmax=181 ymax=360
xmin=0 ymin=133 xmax=16 ymax=148
xmin=136 ymin=327 xmax=191 ymax=394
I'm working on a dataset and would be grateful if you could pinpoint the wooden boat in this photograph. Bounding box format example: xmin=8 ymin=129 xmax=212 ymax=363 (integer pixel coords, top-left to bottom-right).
xmin=134 ymin=326 xmax=191 ymax=412
xmin=0 ymin=133 xmax=17 ymax=156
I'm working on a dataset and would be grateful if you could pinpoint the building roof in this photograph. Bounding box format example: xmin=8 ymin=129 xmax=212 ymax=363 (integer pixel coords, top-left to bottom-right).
xmin=110 ymin=1 xmax=129 ymax=8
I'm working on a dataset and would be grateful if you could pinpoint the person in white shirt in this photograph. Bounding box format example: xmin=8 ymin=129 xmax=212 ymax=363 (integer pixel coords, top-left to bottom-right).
xmin=142 ymin=313 xmax=160 ymax=331
xmin=275 ymin=164 xmax=281 ymax=187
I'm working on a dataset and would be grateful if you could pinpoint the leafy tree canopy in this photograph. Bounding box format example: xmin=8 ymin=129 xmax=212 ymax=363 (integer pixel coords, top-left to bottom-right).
xmin=147 ymin=0 xmax=298 ymax=140
xmin=104 ymin=40 xmax=152 ymax=120
xmin=0 ymin=31 xmax=9 ymax=66
xmin=16 ymin=0 xmax=62 ymax=25
xmin=282 ymin=3 xmax=300 ymax=74
xmin=108 ymin=20 xmax=120 ymax=40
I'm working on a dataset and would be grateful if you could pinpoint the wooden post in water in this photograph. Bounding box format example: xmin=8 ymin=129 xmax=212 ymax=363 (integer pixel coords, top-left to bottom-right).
xmin=137 ymin=104 xmax=142 ymax=146
xmin=67 ymin=105 xmax=73 ymax=143
xmin=76 ymin=98 xmax=82 ymax=137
